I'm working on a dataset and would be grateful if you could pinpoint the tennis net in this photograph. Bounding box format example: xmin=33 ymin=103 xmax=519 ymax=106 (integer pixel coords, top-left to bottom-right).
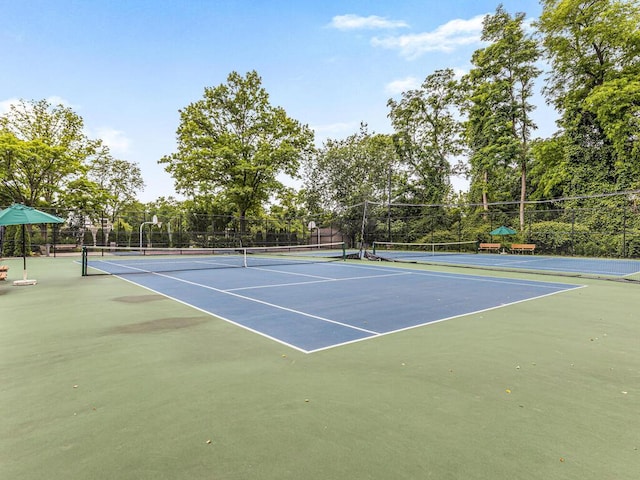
xmin=81 ymin=242 xmax=347 ymax=276
xmin=371 ymin=240 xmax=478 ymax=262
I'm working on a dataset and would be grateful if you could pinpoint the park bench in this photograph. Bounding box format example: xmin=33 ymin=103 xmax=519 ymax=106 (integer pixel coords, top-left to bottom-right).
xmin=510 ymin=243 xmax=536 ymax=254
xmin=479 ymin=242 xmax=501 ymax=253
xmin=0 ymin=264 xmax=8 ymax=281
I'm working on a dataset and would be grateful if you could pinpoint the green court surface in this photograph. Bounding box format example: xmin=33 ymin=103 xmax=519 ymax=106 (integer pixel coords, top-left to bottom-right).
xmin=1 ymin=256 xmax=639 ymax=479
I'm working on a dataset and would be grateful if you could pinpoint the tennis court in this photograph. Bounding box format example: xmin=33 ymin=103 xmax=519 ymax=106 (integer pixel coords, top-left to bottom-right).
xmin=371 ymin=242 xmax=640 ymax=279
xmin=84 ymin=248 xmax=582 ymax=352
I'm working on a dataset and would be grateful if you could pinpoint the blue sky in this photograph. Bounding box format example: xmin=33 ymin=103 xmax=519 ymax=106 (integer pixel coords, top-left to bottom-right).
xmin=2 ymin=0 xmax=550 ymax=201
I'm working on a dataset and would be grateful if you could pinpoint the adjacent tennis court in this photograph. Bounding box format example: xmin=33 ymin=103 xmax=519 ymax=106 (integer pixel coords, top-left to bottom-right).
xmin=371 ymin=241 xmax=640 ymax=279
xmin=83 ymin=248 xmax=582 ymax=352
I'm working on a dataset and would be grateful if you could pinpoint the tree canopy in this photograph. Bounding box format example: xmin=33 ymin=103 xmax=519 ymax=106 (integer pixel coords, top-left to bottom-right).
xmin=388 ymin=68 xmax=462 ymax=205
xmin=463 ymin=5 xmax=541 ymax=228
xmin=0 ymin=99 xmax=144 ymax=222
xmin=159 ymin=70 xmax=315 ymax=225
xmin=0 ymin=99 xmax=95 ymax=207
xmin=537 ymin=0 xmax=640 ymax=193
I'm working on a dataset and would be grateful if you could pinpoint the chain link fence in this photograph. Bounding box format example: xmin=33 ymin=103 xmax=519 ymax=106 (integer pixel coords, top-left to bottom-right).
xmin=358 ymin=193 xmax=640 ymax=258
xmin=0 ymin=210 xmax=354 ymax=257
xmin=2 ymin=193 xmax=638 ymax=259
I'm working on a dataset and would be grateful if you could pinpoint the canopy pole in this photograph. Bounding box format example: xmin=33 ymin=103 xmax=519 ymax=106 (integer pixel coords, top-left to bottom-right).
xmin=22 ymin=223 xmax=27 ymax=279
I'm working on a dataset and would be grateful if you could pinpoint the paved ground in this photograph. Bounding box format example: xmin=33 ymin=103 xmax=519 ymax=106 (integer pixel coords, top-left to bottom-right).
xmin=2 ymin=255 xmax=639 ymax=480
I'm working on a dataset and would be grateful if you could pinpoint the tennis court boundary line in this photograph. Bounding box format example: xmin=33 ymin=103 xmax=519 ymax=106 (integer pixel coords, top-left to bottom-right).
xmin=96 ymin=266 xmax=586 ymax=354
xmin=104 ymin=274 xmax=320 ymax=353
xmin=224 ymin=271 xmax=412 ymax=292
xmin=307 ymin=283 xmax=587 ymax=353
xmin=121 ymin=269 xmax=381 ymax=336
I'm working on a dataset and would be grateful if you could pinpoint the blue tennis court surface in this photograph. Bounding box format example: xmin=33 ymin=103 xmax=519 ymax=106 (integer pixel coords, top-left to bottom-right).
xmin=373 ymin=251 xmax=640 ymax=278
xmin=93 ymin=261 xmax=583 ymax=353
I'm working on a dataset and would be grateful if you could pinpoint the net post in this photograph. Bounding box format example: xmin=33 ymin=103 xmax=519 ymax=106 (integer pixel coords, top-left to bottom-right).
xmin=372 ymin=241 xmax=377 ymax=256
xmin=342 ymin=242 xmax=346 ymax=260
xmin=81 ymin=246 xmax=87 ymax=276
xmin=242 ymin=247 xmax=248 ymax=267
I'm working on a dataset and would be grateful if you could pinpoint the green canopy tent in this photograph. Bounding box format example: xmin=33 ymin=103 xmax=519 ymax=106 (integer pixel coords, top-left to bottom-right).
xmin=0 ymin=204 xmax=64 ymax=285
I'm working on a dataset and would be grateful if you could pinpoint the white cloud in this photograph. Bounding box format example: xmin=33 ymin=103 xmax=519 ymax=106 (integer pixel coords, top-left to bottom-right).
xmin=385 ymin=67 xmax=469 ymax=97
xmin=329 ymin=14 xmax=409 ymax=30
xmin=95 ymin=127 xmax=132 ymax=155
xmin=46 ymin=95 xmax=75 ymax=108
xmin=371 ymin=14 xmax=486 ymax=59
xmin=1 ymin=97 xmax=131 ymax=156
xmin=452 ymin=67 xmax=468 ymax=79
xmin=311 ymin=121 xmax=360 ymax=143
xmin=0 ymin=98 xmax=20 ymax=114
xmin=523 ymin=16 xmax=537 ymax=34
xmin=385 ymin=76 xmax=421 ymax=95
xmin=0 ymin=96 xmax=76 ymax=114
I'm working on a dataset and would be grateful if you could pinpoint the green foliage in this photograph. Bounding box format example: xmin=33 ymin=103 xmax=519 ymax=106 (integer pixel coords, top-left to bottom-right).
xmin=88 ymin=154 xmax=145 ymax=219
xmin=585 ymin=77 xmax=640 ymax=188
xmin=0 ymin=99 xmax=97 ymax=207
xmin=463 ymin=6 xmax=540 ymax=228
xmin=527 ymin=221 xmax=585 ymax=255
xmin=537 ymin=0 xmax=640 ymax=196
xmin=388 ymin=68 xmax=461 ymax=204
xmin=304 ymin=125 xmax=395 ymax=212
xmin=528 ymin=137 xmax=569 ymax=199
xmin=0 ymin=99 xmax=144 ymax=234
xmin=159 ymin=70 xmax=314 ymax=225
xmin=1 ymin=225 xmax=32 ymax=257
xmin=0 ymin=131 xmax=70 ymax=206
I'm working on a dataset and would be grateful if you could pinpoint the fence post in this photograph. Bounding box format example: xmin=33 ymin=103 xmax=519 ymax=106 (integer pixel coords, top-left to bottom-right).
xmin=571 ymin=209 xmax=575 ymax=256
xmin=623 ymin=201 xmax=627 ymax=258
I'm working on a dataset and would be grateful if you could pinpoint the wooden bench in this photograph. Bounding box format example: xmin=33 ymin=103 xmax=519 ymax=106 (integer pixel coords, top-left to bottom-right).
xmin=0 ymin=264 xmax=8 ymax=281
xmin=510 ymin=243 xmax=536 ymax=254
xmin=479 ymin=243 xmax=501 ymax=253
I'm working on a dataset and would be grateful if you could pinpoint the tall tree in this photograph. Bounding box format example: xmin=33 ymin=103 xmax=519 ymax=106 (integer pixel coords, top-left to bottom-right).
xmin=159 ymin=71 xmax=314 ymax=232
xmin=0 ymin=99 xmax=98 ymax=207
xmin=0 ymin=132 xmax=64 ymax=206
xmin=537 ymin=0 xmax=640 ymax=193
xmin=463 ymin=5 xmax=541 ymax=229
xmin=88 ymin=153 xmax=145 ymax=220
xmin=387 ymin=68 xmax=462 ymax=206
xmin=303 ymin=125 xmax=397 ymax=211
xmin=302 ymin=125 xmax=398 ymax=243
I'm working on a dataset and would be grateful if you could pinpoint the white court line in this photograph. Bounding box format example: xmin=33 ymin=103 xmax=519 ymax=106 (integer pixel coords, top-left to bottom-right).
xmin=96 ymin=274 xmax=314 ymax=354
xmin=412 ymin=254 xmax=640 ymax=276
xmin=306 ymin=284 xmax=588 ymax=353
xmin=143 ymin=271 xmax=381 ymax=336
xmin=250 ymin=266 xmax=335 ymax=280
xmin=92 ymin=256 xmax=581 ymax=292
xmin=89 ymin=257 xmax=587 ymax=354
xmin=225 ymin=271 xmax=412 ymax=292
xmin=91 ymin=258 xmax=242 ymax=272
xmin=308 ymin=260 xmax=582 ymax=290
